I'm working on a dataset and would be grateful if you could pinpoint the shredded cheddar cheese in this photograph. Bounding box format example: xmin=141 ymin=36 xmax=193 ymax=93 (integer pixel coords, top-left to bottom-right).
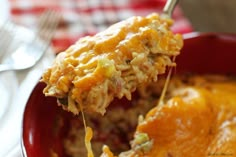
xmin=118 ymin=75 xmax=236 ymax=157
xmin=41 ymin=13 xmax=183 ymax=115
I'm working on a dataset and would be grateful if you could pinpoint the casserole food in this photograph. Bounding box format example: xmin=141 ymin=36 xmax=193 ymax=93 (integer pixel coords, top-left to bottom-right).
xmin=116 ymin=75 xmax=236 ymax=157
xmin=22 ymin=33 xmax=236 ymax=157
xmin=41 ymin=13 xmax=183 ymax=115
xmin=63 ymin=74 xmax=236 ymax=157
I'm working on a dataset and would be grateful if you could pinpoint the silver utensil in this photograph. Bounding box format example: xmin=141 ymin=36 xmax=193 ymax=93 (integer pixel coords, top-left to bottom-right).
xmin=158 ymin=0 xmax=180 ymax=106
xmin=163 ymin=0 xmax=179 ymax=17
xmin=0 ymin=10 xmax=61 ymax=72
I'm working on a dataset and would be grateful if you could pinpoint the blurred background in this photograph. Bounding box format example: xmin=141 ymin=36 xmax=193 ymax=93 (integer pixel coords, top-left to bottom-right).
xmin=0 ymin=0 xmax=236 ymax=156
xmin=179 ymin=0 xmax=236 ymax=33
xmin=3 ymin=0 xmax=236 ymax=35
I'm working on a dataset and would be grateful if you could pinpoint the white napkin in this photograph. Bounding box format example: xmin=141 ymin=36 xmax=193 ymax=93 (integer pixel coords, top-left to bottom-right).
xmin=0 ymin=0 xmax=9 ymax=22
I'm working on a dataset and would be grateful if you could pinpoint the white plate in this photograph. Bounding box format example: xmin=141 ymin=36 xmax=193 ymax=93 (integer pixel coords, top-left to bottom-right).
xmin=0 ymin=23 xmax=55 ymax=156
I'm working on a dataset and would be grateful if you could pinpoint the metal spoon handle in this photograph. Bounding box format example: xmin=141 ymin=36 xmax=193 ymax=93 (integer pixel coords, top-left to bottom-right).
xmin=157 ymin=0 xmax=180 ymax=107
xmin=163 ymin=0 xmax=179 ymax=17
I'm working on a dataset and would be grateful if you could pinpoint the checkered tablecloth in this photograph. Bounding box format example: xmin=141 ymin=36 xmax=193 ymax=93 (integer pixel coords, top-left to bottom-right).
xmin=9 ymin=0 xmax=193 ymax=53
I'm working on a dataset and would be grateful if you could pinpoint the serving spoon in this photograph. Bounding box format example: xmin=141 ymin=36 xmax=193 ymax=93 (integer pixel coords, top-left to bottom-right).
xmin=163 ymin=0 xmax=179 ymax=17
xmin=158 ymin=0 xmax=180 ymax=106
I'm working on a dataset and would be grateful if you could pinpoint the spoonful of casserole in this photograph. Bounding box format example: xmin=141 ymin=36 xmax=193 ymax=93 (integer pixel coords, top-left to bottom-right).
xmin=41 ymin=1 xmax=183 ymax=115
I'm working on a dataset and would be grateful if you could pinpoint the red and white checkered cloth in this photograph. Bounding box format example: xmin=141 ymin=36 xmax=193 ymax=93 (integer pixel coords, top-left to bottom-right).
xmin=9 ymin=0 xmax=193 ymax=53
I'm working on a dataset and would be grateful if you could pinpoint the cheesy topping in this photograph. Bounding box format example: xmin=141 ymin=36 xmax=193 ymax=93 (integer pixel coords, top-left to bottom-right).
xmin=118 ymin=75 xmax=236 ymax=157
xmin=41 ymin=13 xmax=183 ymax=115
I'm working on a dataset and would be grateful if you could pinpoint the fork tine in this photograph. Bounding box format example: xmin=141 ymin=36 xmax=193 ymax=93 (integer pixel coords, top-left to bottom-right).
xmin=26 ymin=10 xmax=61 ymax=53
xmin=37 ymin=11 xmax=55 ymax=38
xmin=0 ymin=21 xmax=16 ymax=59
xmin=24 ymin=10 xmax=61 ymax=60
xmin=39 ymin=10 xmax=61 ymax=42
xmin=37 ymin=10 xmax=53 ymax=31
xmin=33 ymin=10 xmax=61 ymax=45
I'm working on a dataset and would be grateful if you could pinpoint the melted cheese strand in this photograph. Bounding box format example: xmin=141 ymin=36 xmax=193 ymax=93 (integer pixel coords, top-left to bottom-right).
xmin=85 ymin=127 xmax=94 ymax=157
xmin=79 ymin=103 xmax=94 ymax=157
xmin=158 ymin=57 xmax=176 ymax=106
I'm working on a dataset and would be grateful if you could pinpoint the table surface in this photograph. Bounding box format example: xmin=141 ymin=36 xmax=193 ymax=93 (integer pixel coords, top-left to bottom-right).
xmin=179 ymin=0 xmax=236 ymax=33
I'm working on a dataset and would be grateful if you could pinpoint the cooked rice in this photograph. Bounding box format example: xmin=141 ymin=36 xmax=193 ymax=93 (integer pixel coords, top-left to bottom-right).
xmin=41 ymin=13 xmax=183 ymax=115
xmin=63 ymin=93 xmax=158 ymax=157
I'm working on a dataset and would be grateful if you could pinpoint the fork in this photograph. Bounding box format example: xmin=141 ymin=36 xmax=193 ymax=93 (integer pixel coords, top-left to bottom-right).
xmin=0 ymin=10 xmax=61 ymax=72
